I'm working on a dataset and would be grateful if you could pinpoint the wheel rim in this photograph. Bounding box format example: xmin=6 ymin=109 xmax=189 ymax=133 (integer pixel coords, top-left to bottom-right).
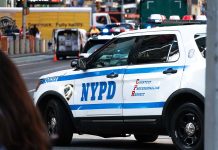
xmin=175 ymin=111 xmax=202 ymax=147
xmin=47 ymin=108 xmax=57 ymax=136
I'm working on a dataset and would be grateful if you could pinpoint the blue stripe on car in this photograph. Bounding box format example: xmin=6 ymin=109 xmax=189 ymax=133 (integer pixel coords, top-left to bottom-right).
xmin=41 ymin=66 xmax=184 ymax=84
xmin=70 ymin=102 xmax=165 ymax=110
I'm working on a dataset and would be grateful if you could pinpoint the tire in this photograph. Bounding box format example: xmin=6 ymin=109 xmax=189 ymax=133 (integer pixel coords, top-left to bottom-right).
xmin=62 ymin=56 xmax=66 ymax=60
xmin=44 ymin=99 xmax=73 ymax=146
xmin=134 ymin=134 xmax=158 ymax=143
xmin=170 ymin=103 xmax=203 ymax=150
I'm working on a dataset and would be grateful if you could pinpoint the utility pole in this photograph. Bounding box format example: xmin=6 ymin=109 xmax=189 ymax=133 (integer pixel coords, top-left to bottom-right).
xmin=205 ymin=0 xmax=218 ymax=150
xmin=22 ymin=0 xmax=27 ymax=53
xmin=121 ymin=0 xmax=124 ymax=23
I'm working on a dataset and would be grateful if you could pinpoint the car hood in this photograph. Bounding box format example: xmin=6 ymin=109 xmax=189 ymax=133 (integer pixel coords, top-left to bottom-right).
xmin=40 ymin=68 xmax=73 ymax=79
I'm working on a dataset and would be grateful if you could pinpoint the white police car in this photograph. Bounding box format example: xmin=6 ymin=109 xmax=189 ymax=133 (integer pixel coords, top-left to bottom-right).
xmin=34 ymin=24 xmax=206 ymax=150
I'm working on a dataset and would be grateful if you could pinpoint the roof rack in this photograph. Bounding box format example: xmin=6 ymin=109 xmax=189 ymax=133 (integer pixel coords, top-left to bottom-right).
xmin=157 ymin=20 xmax=206 ymax=25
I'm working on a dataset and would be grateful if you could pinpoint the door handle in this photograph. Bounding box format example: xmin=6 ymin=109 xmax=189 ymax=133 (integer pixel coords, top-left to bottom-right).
xmin=106 ymin=72 xmax=119 ymax=78
xmin=163 ymin=68 xmax=177 ymax=74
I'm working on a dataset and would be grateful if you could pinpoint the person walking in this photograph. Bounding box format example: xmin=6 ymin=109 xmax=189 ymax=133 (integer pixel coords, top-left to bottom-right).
xmin=0 ymin=51 xmax=51 ymax=150
xmin=29 ymin=24 xmax=40 ymax=37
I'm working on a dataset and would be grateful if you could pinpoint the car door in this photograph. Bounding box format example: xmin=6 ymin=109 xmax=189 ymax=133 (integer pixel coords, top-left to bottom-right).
xmin=73 ymin=37 xmax=137 ymax=118
xmin=122 ymin=31 xmax=185 ymax=127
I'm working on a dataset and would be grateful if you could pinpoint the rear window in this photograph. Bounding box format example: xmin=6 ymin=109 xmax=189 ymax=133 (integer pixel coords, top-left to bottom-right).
xmin=194 ymin=34 xmax=206 ymax=58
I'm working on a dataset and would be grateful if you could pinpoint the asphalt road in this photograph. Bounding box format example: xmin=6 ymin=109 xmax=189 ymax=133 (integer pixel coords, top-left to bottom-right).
xmin=14 ymin=56 xmax=72 ymax=96
xmin=13 ymin=55 xmax=176 ymax=150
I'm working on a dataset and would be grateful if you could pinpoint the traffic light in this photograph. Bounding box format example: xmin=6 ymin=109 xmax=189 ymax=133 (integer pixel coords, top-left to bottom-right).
xmin=22 ymin=0 xmax=30 ymax=15
xmin=22 ymin=0 xmax=28 ymax=7
xmin=24 ymin=7 xmax=30 ymax=15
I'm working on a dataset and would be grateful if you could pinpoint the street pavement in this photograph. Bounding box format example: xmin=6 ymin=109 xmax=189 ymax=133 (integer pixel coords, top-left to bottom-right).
xmin=10 ymin=52 xmax=54 ymax=64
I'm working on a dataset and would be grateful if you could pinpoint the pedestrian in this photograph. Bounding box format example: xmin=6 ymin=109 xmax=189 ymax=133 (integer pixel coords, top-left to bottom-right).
xmin=19 ymin=26 xmax=23 ymax=38
xmin=90 ymin=26 xmax=100 ymax=36
xmin=4 ymin=25 xmax=13 ymax=36
xmin=201 ymin=1 xmax=207 ymax=15
xmin=0 ymin=51 xmax=51 ymax=150
xmin=29 ymin=24 xmax=39 ymax=37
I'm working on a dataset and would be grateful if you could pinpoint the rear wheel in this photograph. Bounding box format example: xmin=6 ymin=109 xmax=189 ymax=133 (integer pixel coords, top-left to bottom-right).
xmin=134 ymin=134 xmax=158 ymax=142
xmin=44 ymin=99 xmax=73 ymax=146
xmin=62 ymin=56 xmax=66 ymax=60
xmin=170 ymin=103 xmax=203 ymax=150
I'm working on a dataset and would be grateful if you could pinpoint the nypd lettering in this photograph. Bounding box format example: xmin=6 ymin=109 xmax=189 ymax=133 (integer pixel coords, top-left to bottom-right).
xmin=81 ymin=81 xmax=116 ymax=101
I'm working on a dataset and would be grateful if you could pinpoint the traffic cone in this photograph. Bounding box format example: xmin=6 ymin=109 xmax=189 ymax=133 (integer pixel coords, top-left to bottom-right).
xmin=53 ymin=53 xmax=58 ymax=62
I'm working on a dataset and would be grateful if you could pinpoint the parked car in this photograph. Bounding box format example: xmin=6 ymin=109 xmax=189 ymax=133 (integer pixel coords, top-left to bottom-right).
xmin=182 ymin=15 xmax=193 ymax=20
xmin=149 ymin=14 xmax=165 ymax=23
xmin=101 ymin=23 xmax=134 ymax=35
xmin=169 ymin=15 xmax=180 ymax=20
xmin=196 ymin=15 xmax=207 ymax=21
xmin=53 ymin=28 xmax=87 ymax=60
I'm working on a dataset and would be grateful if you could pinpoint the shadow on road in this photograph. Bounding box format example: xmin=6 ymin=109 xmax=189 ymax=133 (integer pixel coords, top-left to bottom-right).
xmin=54 ymin=138 xmax=176 ymax=150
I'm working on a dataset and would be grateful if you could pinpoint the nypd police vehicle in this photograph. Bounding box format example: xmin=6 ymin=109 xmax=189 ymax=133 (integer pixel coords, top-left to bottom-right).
xmin=34 ymin=24 xmax=206 ymax=150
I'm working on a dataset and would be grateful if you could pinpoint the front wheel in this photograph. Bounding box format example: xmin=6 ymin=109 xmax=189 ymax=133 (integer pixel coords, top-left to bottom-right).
xmin=44 ymin=99 xmax=73 ymax=146
xmin=134 ymin=134 xmax=158 ymax=143
xmin=170 ymin=103 xmax=203 ymax=150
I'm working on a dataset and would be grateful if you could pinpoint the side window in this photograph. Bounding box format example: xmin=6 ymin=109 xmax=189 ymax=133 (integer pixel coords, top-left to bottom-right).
xmin=89 ymin=37 xmax=136 ymax=68
xmin=194 ymin=34 xmax=206 ymax=58
xmin=133 ymin=34 xmax=179 ymax=64
xmin=96 ymin=16 xmax=107 ymax=24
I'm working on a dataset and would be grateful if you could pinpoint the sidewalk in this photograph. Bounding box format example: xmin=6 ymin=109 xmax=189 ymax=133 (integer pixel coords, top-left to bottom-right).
xmin=9 ymin=51 xmax=54 ymax=64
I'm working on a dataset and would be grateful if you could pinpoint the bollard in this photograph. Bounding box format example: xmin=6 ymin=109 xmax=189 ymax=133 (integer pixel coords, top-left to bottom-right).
xmin=35 ymin=38 xmax=40 ymax=53
xmin=25 ymin=38 xmax=30 ymax=54
xmin=19 ymin=38 xmax=25 ymax=54
xmin=14 ymin=34 xmax=19 ymax=54
xmin=45 ymin=40 xmax=48 ymax=53
xmin=1 ymin=36 xmax=8 ymax=54
xmin=8 ymin=36 xmax=14 ymax=55
xmin=40 ymin=39 xmax=46 ymax=53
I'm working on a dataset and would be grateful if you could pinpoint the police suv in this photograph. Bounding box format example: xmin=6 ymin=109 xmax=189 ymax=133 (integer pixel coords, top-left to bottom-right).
xmin=34 ymin=25 xmax=206 ymax=150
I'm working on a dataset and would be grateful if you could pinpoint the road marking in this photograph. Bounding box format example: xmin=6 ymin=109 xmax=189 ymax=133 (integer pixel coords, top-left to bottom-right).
xmin=17 ymin=60 xmax=51 ymax=67
xmin=22 ymin=66 xmax=69 ymax=76
xmin=28 ymin=89 xmax=35 ymax=93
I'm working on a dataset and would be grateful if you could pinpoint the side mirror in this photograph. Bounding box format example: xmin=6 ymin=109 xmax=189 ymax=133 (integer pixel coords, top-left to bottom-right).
xmin=71 ymin=58 xmax=87 ymax=70
xmin=71 ymin=59 xmax=78 ymax=68
xmin=78 ymin=58 xmax=87 ymax=70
